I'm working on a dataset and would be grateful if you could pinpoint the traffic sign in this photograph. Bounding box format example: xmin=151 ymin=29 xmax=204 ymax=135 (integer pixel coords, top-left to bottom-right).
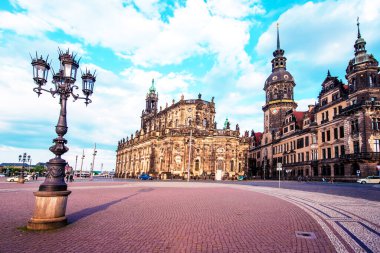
xmin=276 ymin=168 xmax=283 ymax=171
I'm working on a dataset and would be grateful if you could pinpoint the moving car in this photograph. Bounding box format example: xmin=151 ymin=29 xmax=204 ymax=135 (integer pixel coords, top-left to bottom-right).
xmin=138 ymin=173 xmax=152 ymax=180
xmin=357 ymin=176 xmax=380 ymax=184
xmin=7 ymin=175 xmax=33 ymax=182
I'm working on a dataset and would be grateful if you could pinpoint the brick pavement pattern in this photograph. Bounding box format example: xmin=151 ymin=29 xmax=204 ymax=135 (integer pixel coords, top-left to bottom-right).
xmin=0 ymin=181 xmax=335 ymax=253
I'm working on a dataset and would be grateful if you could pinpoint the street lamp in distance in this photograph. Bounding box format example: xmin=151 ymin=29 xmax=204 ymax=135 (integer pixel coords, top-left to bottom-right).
xmin=18 ymin=153 xmax=31 ymax=184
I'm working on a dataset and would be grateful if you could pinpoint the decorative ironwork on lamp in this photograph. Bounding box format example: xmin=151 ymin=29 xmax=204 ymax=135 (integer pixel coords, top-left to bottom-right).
xmin=30 ymin=48 xmax=96 ymax=191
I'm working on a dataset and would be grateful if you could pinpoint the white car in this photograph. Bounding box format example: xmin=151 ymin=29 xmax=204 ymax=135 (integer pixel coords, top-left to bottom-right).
xmin=357 ymin=176 xmax=380 ymax=184
xmin=6 ymin=175 xmax=33 ymax=182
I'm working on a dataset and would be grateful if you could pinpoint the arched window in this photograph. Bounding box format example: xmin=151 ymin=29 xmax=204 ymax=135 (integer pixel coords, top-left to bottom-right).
xmin=187 ymin=117 xmax=192 ymax=126
xmin=175 ymin=119 xmax=178 ymax=127
xmin=195 ymin=159 xmax=200 ymax=171
xmin=230 ymin=160 xmax=234 ymax=172
xmin=283 ymin=88 xmax=288 ymax=98
xmin=203 ymin=118 xmax=207 ymax=127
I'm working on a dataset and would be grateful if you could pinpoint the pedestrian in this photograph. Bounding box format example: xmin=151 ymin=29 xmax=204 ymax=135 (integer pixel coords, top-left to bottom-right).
xmin=65 ymin=172 xmax=70 ymax=182
xmin=35 ymin=173 xmax=38 ymax=180
xmin=69 ymin=174 xmax=74 ymax=182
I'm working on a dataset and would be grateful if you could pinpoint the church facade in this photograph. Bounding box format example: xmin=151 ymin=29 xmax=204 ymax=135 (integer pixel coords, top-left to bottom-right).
xmin=115 ymin=83 xmax=250 ymax=179
xmin=249 ymin=21 xmax=380 ymax=181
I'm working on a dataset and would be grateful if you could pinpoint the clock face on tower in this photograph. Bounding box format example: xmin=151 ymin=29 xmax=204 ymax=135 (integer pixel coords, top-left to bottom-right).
xmin=271 ymin=108 xmax=278 ymax=115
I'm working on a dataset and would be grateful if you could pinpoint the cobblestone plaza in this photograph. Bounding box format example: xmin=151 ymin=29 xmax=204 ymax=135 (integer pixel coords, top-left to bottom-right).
xmin=1 ymin=179 xmax=379 ymax=253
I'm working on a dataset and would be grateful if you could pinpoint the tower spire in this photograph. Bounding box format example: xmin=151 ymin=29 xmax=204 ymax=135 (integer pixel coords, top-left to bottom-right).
xmin=271 ymin=22 xmax=286 ymax=70
xmin=277 ymin=23 xmax=280 ymax=50
xmin=149 ymin=78 xmax=156 ymax=93
xmin=357 ymin=17 xmax=361 ymax=38
xmin=327 ymin=70 xmax=331 ymax=77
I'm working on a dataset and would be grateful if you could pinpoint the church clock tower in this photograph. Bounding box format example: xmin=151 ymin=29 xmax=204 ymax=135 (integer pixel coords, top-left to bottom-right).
xmin=141 ymin=79 xmax=158 ymax=131
xmin=262 ymin=24 xmax=297 ymax=144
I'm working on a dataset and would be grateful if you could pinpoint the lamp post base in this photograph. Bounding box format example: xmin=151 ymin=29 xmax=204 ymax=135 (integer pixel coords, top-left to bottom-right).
xmin=27 ymin=190 xmax=71 ymax=230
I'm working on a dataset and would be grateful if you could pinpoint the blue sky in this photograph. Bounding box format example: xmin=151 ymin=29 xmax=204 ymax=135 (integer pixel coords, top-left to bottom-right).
xmin=0 ymin=0 xmax=379 ymax=170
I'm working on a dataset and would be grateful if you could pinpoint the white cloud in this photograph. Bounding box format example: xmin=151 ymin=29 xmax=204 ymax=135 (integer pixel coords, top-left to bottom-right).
xmin=208 ymin=0 xmax=265 ymax=19
xmin=1 ymin=0 xmax=264 ymax=69
xmin=236 ymin=63 xmax=267 ymax=91
xmin=256 ymin=0 xmax=380 ymax=66
xmin=0 ymin=11 xmax=53 ymax=36
xmin=296 ymin=98 xmax=317 ymax=112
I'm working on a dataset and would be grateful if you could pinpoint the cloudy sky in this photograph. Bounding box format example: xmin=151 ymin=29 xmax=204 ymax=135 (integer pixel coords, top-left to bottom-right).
xmin=0 ymin=0 xmax=379 ymax=171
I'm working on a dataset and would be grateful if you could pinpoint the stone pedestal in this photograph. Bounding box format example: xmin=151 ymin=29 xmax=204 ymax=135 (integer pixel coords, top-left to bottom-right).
xmin=27 ymin=190 xmax=71 ymax=230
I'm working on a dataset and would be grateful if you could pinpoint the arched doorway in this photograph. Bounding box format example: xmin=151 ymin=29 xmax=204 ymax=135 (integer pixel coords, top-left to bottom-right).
xmin=217 ymin=159 xmax=224 ymax=171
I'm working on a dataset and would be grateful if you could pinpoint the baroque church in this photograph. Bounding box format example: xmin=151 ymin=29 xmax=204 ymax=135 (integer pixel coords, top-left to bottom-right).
xmin=250 ymin=20 xmax=380 ymax=181
xmin=115 ymin=81 xmax=250 ymax=179
xmin=116 ymin=19 xmax=380 ymax=181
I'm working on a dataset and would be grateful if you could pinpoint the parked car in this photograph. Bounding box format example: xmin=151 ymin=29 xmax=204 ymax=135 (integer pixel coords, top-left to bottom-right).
xmin=357 ymin=176 xmax=380 ymax=184
xmin=74 ymin=172 xmax=91 ymax=178
xmin=237 ymin=175 xmax=247 ymax=181
xmin=0 ymin=173 xmax=5 ymax=177
xmin=7 ymin=175 xmax=33 ymax=182
xmin=138 ymin=173 xmax=152 ymax=180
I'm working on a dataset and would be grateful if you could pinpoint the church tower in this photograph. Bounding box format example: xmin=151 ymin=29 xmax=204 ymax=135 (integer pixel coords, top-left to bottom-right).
xmin=145 ymin=79 xmax=158 ymax=114
xmin=346 ymin=18 xmax=380 ymax=104
xmin=262 ymin=24 xmax=297 ymax=144
xmin=141 ymin=79 xmax=158 ymax=131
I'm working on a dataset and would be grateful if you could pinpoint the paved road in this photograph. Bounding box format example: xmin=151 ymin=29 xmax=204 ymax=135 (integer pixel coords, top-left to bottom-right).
xmin=223 ymin=180 xmax=380 ymax=202
xmin=0 ymin=179 xmax=378 ymax=253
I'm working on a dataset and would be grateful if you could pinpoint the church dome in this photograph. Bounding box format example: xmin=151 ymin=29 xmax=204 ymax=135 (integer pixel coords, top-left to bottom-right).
xmin=264 ymin=69 xmax=294 ymax=89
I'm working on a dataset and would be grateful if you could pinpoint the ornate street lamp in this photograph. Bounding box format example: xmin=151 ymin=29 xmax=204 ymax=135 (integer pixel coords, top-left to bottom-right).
xmin=18 ymin=153 xmax=31 ymax=184
xmin=27 ymin=49 xmax=96 ymax=230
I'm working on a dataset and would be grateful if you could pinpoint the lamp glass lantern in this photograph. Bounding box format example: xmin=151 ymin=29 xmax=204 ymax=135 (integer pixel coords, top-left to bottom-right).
xmin=82 ymin=72 xmax=96 ymax=96
xmin=62 ymin=58 xmax=79 ymax=82
xmin=32 ymin=58 xmax=50 ymax=85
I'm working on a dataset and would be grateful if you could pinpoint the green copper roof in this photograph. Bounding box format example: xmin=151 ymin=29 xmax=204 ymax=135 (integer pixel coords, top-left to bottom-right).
xmin=149 ymin=78 xmax=156 ymax=93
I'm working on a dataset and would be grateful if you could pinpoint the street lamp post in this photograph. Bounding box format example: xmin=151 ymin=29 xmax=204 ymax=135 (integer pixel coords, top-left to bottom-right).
xmin=73 ymin=155 xmax=78 ymax=176
xmin=18 ymin=153 xmax=31 ymax=184
xmin=29 ymin=159 xmax=32 ymax=174
xmin=27 ymin=49 xmax=96 ymax=230
xmin=80 ymin=150 xmax=85 ymax=179
xmin=90 ymin=143 xmax=97 ymax=180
